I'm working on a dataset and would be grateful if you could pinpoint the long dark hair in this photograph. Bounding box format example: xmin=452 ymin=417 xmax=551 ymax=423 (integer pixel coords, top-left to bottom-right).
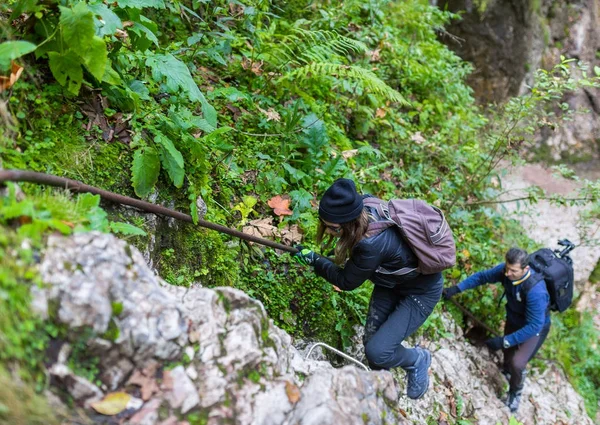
xmin=316 ymin=209 xmax=369 ymax=264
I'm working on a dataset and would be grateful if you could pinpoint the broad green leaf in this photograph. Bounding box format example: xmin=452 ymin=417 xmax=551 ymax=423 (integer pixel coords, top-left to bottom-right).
xmin=130 ymin=22 xmax=159 ymax=47
xmin=91 ymin=392 xmax=131 ymax=416
xmin=48 ymin=219 xmax=73 ymax=235
xmin=155 ymin=134 xmax=185 ymax=187
xmin=59 ymin=3 xmax=107 ymax=81
xmin=116 ymin=0 xmax=165 ymax=8
xmin=60 ymin=3 xmax=96 ymax=51
xmin=132 ymin=147 xmax=160 ymax=198
xmin=0 ymin=40 xmax=37 ymax=71
xmin=202 ymin=102 xmax=218 ymax=128
xmin=129 ymin=80 xmax=151 ymax=100
xmin=145 ymin=53 xmax=207 ymax=103
xmin=77 ymin=193 xmax=101 ymax=211
xmin=103 ymin=61 xmax=122 ymax=85
xmin=282 ymin=163 xmax=308 ymax=184
xmin=594 ymin=66 xmax=600 ymax=77
xmin=1 ymin=200 xmax=35 ymax=219
xmin=87 ymin=206 xmax=109 ymax=231
xmin=88 ymin=3 xmax=123 ymax=36
xmin=10 ymin=0 xmax=41 ymax=20
xmin=109 ymin=222 xmax=147 ymax=236
xmin=48 ymin=50 xmax=84 ymax=94
xmin=81 ymin=36 xmax=108 ymax=81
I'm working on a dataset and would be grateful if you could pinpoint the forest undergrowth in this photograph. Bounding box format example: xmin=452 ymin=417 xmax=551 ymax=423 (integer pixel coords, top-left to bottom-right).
xmin=1 ymin=0 xmax=600 ymax=419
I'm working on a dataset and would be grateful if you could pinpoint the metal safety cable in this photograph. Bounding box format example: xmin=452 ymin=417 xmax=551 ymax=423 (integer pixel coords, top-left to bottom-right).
xmin=0 ymin=168 xmax=499 ymax=337
xmin=0 ymin=169 xmax=298 ymax=254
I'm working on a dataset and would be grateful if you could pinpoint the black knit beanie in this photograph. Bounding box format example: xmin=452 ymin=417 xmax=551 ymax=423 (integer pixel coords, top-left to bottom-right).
xmin=318 ymin=178 xmax=363 ymax=224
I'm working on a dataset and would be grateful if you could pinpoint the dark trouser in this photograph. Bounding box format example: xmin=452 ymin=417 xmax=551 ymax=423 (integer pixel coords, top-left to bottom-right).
xmin=503 ymin=319 xmax=551 ymax=393
xmin=363 ymin=277 xmax=443 ymax=370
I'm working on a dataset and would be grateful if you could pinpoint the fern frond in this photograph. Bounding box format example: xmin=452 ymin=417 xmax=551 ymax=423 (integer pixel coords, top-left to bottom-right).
xmin=261 ymin=28 xmax=367 ymax=68
xmin=281 ymin=62 xmax=409 ymax=105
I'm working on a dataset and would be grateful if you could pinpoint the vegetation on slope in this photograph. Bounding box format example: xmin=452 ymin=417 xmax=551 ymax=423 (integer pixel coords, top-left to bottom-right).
xmin=1 ymin=0 xmax=600 ymax=418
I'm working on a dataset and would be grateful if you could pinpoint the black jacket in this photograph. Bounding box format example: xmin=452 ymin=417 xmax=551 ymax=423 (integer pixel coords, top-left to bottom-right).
xmin=312 ymin=207 xmax=442 ymax=294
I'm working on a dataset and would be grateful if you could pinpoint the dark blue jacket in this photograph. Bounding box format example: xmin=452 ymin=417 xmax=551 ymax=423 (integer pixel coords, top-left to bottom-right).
xmin=457 ymin=263 xmax=550 ymax=347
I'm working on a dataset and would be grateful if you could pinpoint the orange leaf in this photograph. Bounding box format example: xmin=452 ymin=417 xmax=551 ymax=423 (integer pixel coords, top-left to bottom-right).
xmin=285 ymin=381 xmax=301 ymax=404
xmin=0 ymin=61 xmax=24 ymax=93
xmin=267 ymin=195 xmax=293 ymax=216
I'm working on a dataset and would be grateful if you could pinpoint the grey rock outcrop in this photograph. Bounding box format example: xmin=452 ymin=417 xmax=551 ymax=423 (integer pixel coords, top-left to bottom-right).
xmin=36 ymin=232 xmax=401 ymax=425
xmin=33 ymin=232 xmax=594 ymax=424
xmin=439 ymin=0 xmax=600 ymax=161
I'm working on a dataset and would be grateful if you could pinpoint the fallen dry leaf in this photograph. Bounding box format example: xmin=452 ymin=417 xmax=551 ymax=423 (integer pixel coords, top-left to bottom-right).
xmin=257 ymin=106 xmax=280 ymax=122
xmin=127 ymin=369 xmax=160 ymax=401
xmin=410 ymin=132 xmax=426 ymax=144
xmin=243 ymin=217 xmax=279 ymax=240
xmin=267 ymin=195 xmax=293 ymax=216
xmin=90 ymin=392 xmax=131 ymax=416
xmin=241 ymin=57 xmax=263 ymax=75
xmin=368 ymin=48 xmax=381 ymax=62
xmin=341 ymin=149 xmax=359 ymax=160
xmin=0 ymin=61 xmax=25 ymax=93
xmin=375 ymin=107 xmax=386 ymax=118
xmin=285 ymin=381 xmax=301 ymax=404
xmin=279 ymin=224 xmax=302 ymax=245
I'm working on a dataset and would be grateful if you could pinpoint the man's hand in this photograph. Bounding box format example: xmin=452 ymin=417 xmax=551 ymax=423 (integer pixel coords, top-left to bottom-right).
xmin=442 ymin=285 xmax=461 ymax=300
xmin=294 ymin=245 xmax=318 ymax=266
xmin=485 ymin=336 xmax=504 ymax=351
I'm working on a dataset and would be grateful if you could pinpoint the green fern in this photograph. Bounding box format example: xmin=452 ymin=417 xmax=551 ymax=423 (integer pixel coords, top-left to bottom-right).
xmin=261 ymin=28 xmax=367 ymax=67
xmin=281 ymin=62 xmax=408 ymax=105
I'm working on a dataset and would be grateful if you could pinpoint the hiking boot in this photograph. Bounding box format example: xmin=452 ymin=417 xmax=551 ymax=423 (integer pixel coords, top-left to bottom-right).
xmin=504 ymin=390 xmax=522 ymax=413
xmin=404 ymin=347 xmax=432 ymax=400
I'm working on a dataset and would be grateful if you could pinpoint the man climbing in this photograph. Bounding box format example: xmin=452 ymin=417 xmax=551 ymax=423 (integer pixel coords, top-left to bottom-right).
xmin=442 ymin=247 xmax=551 ymax=413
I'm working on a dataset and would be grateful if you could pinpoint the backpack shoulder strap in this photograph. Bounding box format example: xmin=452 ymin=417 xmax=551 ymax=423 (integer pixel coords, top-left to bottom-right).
xmin=520 ymin=272 xmax=544 ymax=298
xmin=364 ymin=198 xmax=396 ymax=236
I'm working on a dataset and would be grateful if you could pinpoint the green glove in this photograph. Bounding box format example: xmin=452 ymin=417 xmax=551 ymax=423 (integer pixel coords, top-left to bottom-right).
xmin=294 ymin=245 xmax=318 ymax=266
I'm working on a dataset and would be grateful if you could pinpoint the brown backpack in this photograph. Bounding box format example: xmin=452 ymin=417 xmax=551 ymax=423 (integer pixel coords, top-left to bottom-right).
xmin=363 ymin=198 xmax=456 ymax=275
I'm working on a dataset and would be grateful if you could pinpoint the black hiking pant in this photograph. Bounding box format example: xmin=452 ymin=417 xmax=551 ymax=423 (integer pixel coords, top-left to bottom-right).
xmin=503 ymin=319 xmax=551 ymax=393
xmin=363 ymin=275 xmax=443 ymax=370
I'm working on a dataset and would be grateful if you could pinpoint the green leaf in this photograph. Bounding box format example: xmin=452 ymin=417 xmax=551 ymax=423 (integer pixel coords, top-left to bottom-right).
xmin=131 ymin=147 xmax=160 ymax=198
xmin=77 ymin=193 xmax=101 ymax=211
xmin=116 ymin=0 xmax=165 ymax=8
xmin=0 ymin=40 xmax=37 ymax=71
xmin=103 ymin=60 xmax=122 ymax=85
xmin=109 ymin=222 xmax=147 ymax=236
xmin=10 ymin=0 xmax=41 ymax=20
xmin=59 ymin=3 xmax=107 ymax=81
xmin=60 ymin=3 xmax=96 ymax=51
xmin=48 ymin=50 xmax=84 ymax=94
xmin=145 ymin=53 xmax=207 ymax=103
xmin=129 ymin=80 xmax=151 ymax=100
xmin=202 ymin=102 xmax=218 ymax=128
xmin=88 ymin=3 xmax=123 ymax=37
xmin=155 ymin=134 xmax=185 ymax=187
xmin=82 ymin=36 xmax=108 ymax=81
xmin=130 ymin=22 xmax=159 ymax=47
xmin=594 ymin=66 xmax=600 ymax=77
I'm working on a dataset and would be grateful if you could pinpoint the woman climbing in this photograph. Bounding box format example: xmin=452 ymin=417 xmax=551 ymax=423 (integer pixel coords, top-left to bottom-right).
xmin=294 ymin=178 xmax=444 ymax=399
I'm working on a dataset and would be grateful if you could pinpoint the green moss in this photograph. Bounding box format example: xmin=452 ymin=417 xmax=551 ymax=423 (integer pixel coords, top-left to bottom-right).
xmin=589 ymin=258 xmax=600 ymax=284
xmin=155 ymin=224 xmax=239 ymax=288
xmin=0 ymin=366 xmax=60 ymax=425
